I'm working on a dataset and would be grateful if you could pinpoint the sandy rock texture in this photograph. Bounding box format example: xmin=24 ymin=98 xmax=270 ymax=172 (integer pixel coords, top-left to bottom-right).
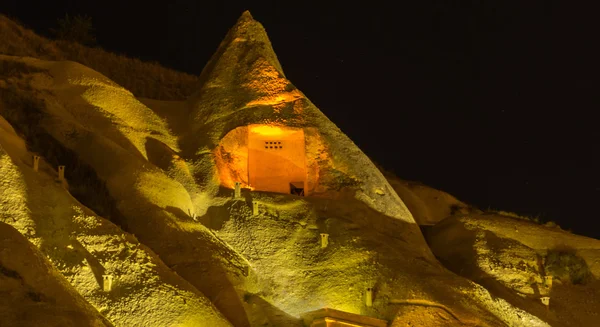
xmin=0 ymin=100 xmax=230 ymax=326
xmin=1 ymin=10 xmax=595 ymax=327
xmin=384 ymin=173 xmax=473 ymax=225
xmin=0 ymin=221 xmax=113 ymax=327
xmin=427 ymin=213 xmax=600 ymax=327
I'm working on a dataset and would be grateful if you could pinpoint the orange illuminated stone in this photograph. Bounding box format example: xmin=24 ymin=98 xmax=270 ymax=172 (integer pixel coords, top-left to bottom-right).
xmin=248 ymin=124 xmax=306 ymax=194
xmin=215 ymin=124 xmax=314 ymax=195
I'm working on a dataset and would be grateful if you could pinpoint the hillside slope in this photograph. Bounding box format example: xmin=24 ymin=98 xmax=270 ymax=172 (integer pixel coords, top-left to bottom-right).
xmin=383 ymin=172 xmax=473 ymax=225
xmin=0 ymin=46 xmax=549 ymax=327
xmin=0 ymin=221 xmax=113 ymax=327
xmin=0 ymin=104 xmax=230 ymax=326
xmin=1 ymin=10 xmax=594 ymax=327
xmin=426 ymin=213 xmax=600 ymax=327
xmin=0 ymin=14 xmax=198 ymax=100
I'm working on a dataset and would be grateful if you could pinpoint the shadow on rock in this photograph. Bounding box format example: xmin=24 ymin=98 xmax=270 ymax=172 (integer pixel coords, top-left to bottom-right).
xmin=243 ymin=293 xmax=303 ymax=327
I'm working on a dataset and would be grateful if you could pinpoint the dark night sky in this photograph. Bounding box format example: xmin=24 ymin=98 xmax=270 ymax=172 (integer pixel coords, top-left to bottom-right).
xmin=1 ymin=1 xmax=598 ymax=238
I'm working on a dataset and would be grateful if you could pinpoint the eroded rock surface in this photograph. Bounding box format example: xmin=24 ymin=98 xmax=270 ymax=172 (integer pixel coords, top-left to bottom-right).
xmin=1 ymin=10 xmax=593 ymax=327
xmin=427 ymin=213 xmax=600 ymax=327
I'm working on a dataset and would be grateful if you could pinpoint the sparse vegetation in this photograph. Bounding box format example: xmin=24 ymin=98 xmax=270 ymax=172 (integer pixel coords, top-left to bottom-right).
xmin=52 ymin=14 xmax=97 ymax=46
xmin=544 ymin=248 xmax=592 ymax=285
xmin=0 ymin=14 xmax=199 ymax=100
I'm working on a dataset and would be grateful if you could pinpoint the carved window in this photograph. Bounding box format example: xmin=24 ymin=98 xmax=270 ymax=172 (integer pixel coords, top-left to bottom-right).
xmin=263 ymin=141 xmax=283 ymax=149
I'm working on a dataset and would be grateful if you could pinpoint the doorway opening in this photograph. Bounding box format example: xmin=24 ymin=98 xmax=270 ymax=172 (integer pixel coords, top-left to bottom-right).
xmin=248 ymin=125 xmax=307 ymax=194
xmin=290 ymin=182 xmax=305 ymax=196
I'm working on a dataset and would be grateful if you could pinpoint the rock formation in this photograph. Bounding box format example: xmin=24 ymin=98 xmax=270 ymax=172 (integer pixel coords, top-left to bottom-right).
xmin=427 ymin=213 xmax=600 ymax=327
xmin=0 ymin=10 xmax=597 ymax=327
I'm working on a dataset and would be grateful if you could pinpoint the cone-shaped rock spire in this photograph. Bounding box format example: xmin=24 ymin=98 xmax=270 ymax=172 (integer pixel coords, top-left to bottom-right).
xmin=188 ymin=11 xmax=298 ymax=133
xmin=191 ymin=10 xmax=286 ymax=106
xmin=202 ymin=10 xmax=284 ymax=76
xmin=185 ymin=12 xmax=420 ymax=232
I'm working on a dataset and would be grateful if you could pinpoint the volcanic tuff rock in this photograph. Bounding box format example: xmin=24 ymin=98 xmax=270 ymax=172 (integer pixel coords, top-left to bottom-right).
xmin=383 ymin=173 xmax=473 ymax=225
xmin=0 ymin=112 xmax=230 ymax=326
xmin=185 ymin=11 xmax=420 ymax=231
xmin=427 ymin=213 xmax=600 ymax=327
xmin=0 ymin=10 xmax=594 ymax=327
xmin=0 ymin=221 xmax=113 ymax=327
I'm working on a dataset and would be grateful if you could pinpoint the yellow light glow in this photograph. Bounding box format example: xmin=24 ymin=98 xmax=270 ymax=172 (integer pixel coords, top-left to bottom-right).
xmin=246 ymin=90 xmax=303 ymax=108
xmin=249 ymin=125 xmax=285 ymax=136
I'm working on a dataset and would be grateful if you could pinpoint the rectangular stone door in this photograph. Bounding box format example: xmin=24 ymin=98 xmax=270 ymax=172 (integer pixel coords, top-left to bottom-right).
xmin=248 ymin=126 xmax=307 ymax=194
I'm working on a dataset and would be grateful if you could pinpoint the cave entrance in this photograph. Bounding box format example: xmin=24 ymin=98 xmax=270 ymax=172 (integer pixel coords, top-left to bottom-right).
xmin=290 ymin=182 xmax=305 ymax=196
xmin=248 ymin=125 xmax=307 ymax=195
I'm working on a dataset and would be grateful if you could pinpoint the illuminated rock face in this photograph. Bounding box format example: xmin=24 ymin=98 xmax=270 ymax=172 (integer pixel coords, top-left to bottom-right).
xmin=0 ymin=13 xmax=581 ymax=327
xmin=216 ymin=124 xmax=325 ymax=196
xmin=248 ymin=125 xmax=306 ymax=194
xmin=188 ymin=11 xmax=417 ymax=223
